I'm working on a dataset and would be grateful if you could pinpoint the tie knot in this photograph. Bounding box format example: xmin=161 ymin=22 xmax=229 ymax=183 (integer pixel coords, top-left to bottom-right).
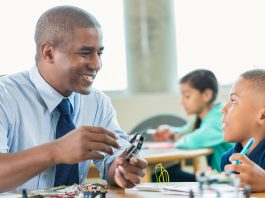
xmin=57 ymin=99 xmax=73 ymax=116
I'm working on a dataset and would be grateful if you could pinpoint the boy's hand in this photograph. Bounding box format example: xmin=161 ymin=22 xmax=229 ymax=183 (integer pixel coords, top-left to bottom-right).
xmin=224 ymin=153 xmax=265 ymax=192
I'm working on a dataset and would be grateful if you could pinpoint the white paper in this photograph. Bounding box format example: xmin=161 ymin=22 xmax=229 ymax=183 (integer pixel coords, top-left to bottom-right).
xmin=130 ymin=183 xmax=169 ymax=192
xmin=162 ymin=184 xmax=243 ymax=197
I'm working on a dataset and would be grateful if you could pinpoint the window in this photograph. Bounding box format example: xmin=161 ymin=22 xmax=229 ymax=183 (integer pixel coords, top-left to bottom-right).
xmin=175 ymin=0 xmax=265 ymax=84
xmin=0 ymin=0 xmax=127 ymax=91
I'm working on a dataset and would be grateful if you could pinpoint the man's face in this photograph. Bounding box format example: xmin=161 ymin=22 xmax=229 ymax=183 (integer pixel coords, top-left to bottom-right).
xmin=52 ymin=27 xmax=103 ymax=96
xmin=221 ymin=78 xmax=260 ymax=144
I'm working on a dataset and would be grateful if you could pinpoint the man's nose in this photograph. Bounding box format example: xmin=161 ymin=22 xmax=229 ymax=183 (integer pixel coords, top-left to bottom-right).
xmin=89 ymin=52 xmax=102 ymax=71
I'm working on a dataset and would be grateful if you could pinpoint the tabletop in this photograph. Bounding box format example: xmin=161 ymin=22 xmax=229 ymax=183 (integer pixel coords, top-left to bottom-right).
xmin=107 ymin=182 xmax=265 ymax=198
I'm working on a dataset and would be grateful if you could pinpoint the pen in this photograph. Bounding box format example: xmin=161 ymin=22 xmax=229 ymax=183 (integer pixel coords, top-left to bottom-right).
xmin=233 ymin=138 xmax=255 ymax=165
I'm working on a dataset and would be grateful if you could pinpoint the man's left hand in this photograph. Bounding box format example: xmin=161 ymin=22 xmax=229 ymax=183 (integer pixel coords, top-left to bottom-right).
xmin=113 ymin=156 xmax=148 ymax=188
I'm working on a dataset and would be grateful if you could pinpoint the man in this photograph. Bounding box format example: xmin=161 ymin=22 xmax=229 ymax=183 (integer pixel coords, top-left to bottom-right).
xmin=0 ymin=5 xmax=147 ymax=192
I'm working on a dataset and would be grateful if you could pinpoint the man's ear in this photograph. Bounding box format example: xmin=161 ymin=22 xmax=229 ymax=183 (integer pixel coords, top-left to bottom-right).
xmin=41 ymin=43 xmax=55 ymax=63
xmin=257 ymin=108 xmax=265 ymax=126
xmin=203 ymin=89 xmax=213 ymax=103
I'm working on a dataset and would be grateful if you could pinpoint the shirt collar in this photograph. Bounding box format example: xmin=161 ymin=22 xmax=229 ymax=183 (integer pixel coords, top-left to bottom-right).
xmin=233 ymin=138 xmax=265 ymax=164
xmin=247 ymin=139 xmax=265 ymax=162
xmin=203 ymin=102 xmax=223 ymax=120
xmin=233 ymin=142 xmax=243 ymax=153
xmin=29 ymin=65 xmax=75 ymax=113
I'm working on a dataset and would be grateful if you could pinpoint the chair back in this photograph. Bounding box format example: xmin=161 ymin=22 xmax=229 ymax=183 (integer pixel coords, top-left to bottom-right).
xmin=130 ymin=114 xmax=186 ymax=141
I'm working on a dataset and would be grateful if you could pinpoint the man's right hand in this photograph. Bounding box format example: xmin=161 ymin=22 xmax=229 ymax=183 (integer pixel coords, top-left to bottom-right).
xmin=152 ymin=125 xmax=175 ymax=141
xmin=52 ymin=126 xmax=121 ymax=164
xmin=0 ymin=126 xmax=120 ymax=192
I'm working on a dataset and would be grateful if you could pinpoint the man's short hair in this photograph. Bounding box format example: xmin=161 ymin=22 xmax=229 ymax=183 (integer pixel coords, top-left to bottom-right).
xmin=34 ymin=5 xmax=101 ymax=63
xmin=240 ymin=69 xmax=265 ymax=92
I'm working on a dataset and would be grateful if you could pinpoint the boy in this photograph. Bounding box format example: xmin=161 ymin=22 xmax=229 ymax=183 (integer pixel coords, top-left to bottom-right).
xmin=221 ymin=69 xmax=265 ymax=192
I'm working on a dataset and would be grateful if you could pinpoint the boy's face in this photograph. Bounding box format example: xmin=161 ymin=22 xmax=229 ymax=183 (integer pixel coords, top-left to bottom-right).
xmin=221 ymin=78 xmax=263 ymax=144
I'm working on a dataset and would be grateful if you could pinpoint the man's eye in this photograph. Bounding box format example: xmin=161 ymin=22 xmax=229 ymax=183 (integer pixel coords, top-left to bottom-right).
xmin=78 ymin=52 xmax=88 ymax=56
xmin=79 ymin=51 xmax=92 ymax=55
xmin=97 ymin=52 xmax=103 ymax=56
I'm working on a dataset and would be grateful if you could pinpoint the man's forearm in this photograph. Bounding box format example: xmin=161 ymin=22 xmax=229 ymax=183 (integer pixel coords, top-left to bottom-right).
xmin=0 ymin=142 xmax=57 ymax=192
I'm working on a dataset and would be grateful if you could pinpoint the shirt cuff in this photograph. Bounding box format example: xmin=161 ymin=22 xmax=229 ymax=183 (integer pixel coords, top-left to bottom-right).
xmin=94 ymin=138 xmax=130 ymax=180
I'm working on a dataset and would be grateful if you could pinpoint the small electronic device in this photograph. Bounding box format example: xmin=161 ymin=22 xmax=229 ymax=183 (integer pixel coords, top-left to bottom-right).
xmin=83 ymin=183 xmax=108 ymax=198
xmin=124 ymin=133 xmax=144 ymax=161
xmin=195 ymin=171 xmax=251 ymax=198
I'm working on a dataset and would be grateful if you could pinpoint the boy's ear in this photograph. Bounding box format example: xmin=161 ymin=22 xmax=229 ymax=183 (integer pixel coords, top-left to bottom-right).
xmin=41 ymin=42 xmax=55 ymax=63
xmin=257 ymin=108 xmax=265 ymax=126
xmin=203 ymin=89 xmax=213 ymax=103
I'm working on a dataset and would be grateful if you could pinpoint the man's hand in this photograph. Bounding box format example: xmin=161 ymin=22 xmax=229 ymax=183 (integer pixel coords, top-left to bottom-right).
xmin=152 ymin=125 xmax=174 ymax=141
xmin=114 ymin=156 xmax=148 ymax=188
xmin=52 ymin=126 xmax=120 ymax=164
xmin=108 ymin=155 xmax=148 ymax=188
xmin=0 ymin=126 xmax=120 ymax=192
xmin=224 ymin=153 xmax=265 ymax=192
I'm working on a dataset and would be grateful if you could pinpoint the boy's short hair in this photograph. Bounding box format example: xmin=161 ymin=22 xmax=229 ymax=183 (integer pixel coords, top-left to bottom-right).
xmin=240 ymin=69 xmax=265 ymax=92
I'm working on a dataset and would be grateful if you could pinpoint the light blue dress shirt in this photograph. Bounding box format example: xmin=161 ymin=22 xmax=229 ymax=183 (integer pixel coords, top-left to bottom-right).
xmin=0 ymin=66 xmax=130 ymax=190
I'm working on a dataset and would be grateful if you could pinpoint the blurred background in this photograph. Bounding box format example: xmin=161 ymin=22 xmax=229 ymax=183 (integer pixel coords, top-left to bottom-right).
xmin=1 ymin=0 xmax=265 ymax=133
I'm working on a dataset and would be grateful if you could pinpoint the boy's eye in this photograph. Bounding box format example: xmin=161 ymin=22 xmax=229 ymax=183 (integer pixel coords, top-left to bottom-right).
xmin=230 ymin=98 xmax=237 ymax=104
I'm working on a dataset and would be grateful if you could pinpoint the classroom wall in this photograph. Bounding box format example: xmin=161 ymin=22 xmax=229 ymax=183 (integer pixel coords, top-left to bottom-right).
xmin=107 ymin=85 xmax=231 ymax=133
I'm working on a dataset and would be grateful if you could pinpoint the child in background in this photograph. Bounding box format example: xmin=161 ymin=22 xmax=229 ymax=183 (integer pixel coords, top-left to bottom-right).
xmin=153 ymin=69 xmax=233 ymax=181
xmin=221 ymin=69 xmax=265 ymax=192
